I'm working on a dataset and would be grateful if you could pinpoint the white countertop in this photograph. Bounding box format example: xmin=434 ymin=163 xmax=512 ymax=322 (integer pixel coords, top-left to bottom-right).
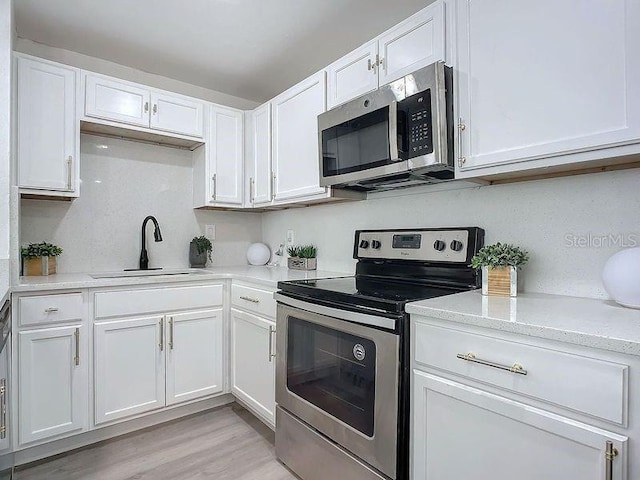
xmin=406 ymin=290 xmax=640 ymax=356
xmin=12 ymin=265 xmax=351 ymax=292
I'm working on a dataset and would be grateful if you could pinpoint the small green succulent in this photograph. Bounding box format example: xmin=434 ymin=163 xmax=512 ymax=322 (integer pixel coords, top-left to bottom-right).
xmin=21 ymin=242 xmax=63 ymax=259
xmin=470 ymin=243 xmax=529 ymax=270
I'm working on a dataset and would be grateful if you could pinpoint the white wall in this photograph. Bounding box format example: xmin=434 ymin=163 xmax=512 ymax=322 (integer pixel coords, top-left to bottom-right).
xmin=0 ymin=0 xmax=13 ymax=297
xmin=261 ymin=169 xmax=640 ymax=299
xmin=20 ymin=135 xmax=262 ymax=273
xmin=14 ymin=38 xmax=259 ymax=110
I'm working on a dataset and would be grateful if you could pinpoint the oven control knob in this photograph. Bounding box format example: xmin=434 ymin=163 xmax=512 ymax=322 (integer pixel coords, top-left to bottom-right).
xmin=450 ymin=240 xmax=464 ymax=252
xmin=371 ymin=240 xmax=382 ymax=249
xmin=433 ymin=240 xmax=446 ymax=252
xmin=359 ymin=240 xmax=370 ymax=249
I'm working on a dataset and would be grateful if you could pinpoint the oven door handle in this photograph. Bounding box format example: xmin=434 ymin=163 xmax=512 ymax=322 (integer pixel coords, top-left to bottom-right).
xmin=274 ymin=293 xmax=397 ymax=330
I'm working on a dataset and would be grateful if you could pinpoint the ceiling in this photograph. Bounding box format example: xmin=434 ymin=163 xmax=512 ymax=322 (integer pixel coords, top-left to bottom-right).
xmin=14 ymin=0 xmax=435 ymax=103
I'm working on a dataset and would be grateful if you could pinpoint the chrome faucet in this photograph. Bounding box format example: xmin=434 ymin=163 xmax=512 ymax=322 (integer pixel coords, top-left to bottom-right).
xmin=139 ymin=216 xmax=163 ymax=270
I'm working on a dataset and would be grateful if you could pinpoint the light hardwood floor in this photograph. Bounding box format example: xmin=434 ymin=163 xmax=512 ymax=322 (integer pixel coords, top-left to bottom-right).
xmin=15 ymin=404 xmax=299 ymax=480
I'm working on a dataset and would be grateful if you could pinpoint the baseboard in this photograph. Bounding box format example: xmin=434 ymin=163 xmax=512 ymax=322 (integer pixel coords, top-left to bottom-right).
xmin=14 ymin=394 xmax=234 ymax=466
xmin=233 ymin=396 xmax=275 ymax=431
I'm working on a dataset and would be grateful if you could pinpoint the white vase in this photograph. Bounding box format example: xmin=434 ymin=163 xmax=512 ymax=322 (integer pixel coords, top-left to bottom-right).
xmin=602 ymin=247 xmax=640 ymax=309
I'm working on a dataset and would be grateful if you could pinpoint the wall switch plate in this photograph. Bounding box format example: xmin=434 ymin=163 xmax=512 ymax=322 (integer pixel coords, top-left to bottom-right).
xmin=205 ymin=224 xmax=216 ymax=240
xmin=286 ymin=229 xmax=294 ymax=246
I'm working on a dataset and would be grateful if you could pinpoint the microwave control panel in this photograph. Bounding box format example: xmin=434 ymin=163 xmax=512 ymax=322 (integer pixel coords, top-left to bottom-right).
xmin=401 ymin=90 xmax=433 ymax=159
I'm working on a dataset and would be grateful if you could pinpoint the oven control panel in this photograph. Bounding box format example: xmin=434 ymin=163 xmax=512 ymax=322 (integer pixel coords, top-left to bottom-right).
xmin=355 ymin=229 xmax=479 ymax=263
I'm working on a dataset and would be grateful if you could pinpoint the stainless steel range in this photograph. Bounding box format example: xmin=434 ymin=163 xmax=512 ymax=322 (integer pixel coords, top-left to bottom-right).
xmin=274 ymin=227 xmax=485 ymax=480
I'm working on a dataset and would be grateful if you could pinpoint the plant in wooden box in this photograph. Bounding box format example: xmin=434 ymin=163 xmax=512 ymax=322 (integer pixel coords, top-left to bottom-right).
xmin=287 ymin=245 xmax=318 ymax=271
xmin=471 ymin=243 xmax=529 ymax=297
xmin=190 ymin=235 xmax=213 ymax=268
xmin=21 ymin=242 xmax=63 ymax=276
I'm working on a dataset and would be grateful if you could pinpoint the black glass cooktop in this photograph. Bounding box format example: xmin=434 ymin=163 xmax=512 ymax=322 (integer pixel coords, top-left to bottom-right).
xmin=278 ymin=276 xmax=460 ymax=314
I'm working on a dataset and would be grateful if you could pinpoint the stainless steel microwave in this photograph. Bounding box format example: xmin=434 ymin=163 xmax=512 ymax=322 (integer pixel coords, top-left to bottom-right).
xmin=318 ymin=62 xmax=453 ymax=191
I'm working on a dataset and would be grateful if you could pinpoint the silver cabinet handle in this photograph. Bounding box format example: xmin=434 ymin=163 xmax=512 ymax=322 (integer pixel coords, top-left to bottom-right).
xmin=271 ymin=173 xmax=276 ymax=200
xmin=457 ymin=118 xmax=466 ymax=167
xmin=268 ymin=325 xmax=276 ymax=362
xmin=239 ymin=296 xmax=260 ymax=304
xmin=456 ymin=352 xmax=527 ymax=375
xmin=169 ymin=317 xmax=174 ymax=350
xmin=0 ymin=378 xmax=5 ymax=439
xmin=74 ymin=328 xmax=80 ymax=366
xmin=605 ymin=441 xmax=619 ymax=480
xmin=153 ymin=104 xmax=158 ymax=115
xmin=378 ymin=56 xmax=385 ymax=69
xmin=44 ymin=307 xmax=59 ymax=313
xmin=67 ymin=156 xmax=73 ymax=191
xmin=249 ymin=177 xmax=255 ymax=204
xmin=211 ymin=174 xmax=217 ymax=201
xmin=144 ymin=101 xmax=149 ymax=113
xmin=367 ymin=58 xmax=373 ymax=71
xmin=159 ymin=318 xmax=164 ymax=351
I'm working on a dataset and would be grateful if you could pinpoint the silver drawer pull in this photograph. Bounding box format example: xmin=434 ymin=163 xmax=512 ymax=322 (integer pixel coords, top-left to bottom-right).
xmin=239 ymin=296 xmax=260 ymax=304
xmin=605 ymin=441 xmax=619 ymax=480
xmin=456 ymin=352 xmax=527 ymax=376
xmin=44 ymin=307 xmax=59 ymax=313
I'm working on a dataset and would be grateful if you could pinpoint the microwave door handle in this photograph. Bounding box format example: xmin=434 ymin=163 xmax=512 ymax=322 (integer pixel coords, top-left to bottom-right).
xmin=388 ymin=101 xmax=399 ymax=160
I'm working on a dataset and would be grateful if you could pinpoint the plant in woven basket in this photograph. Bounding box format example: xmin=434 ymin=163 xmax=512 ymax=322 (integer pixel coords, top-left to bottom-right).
xmin=470 ymin=243 xmax=529 ymax=270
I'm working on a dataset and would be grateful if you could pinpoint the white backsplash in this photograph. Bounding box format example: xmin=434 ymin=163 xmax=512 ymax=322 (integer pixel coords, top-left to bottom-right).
xmin=20 ymin=134 xmax=263 ymax=273
xmin=261 ymin=168 xmax=640 ymax=300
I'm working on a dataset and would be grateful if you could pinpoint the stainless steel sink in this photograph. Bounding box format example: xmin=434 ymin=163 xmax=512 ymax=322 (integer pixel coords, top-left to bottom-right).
xmin=89 ymin=269 xmax=209 ymax=279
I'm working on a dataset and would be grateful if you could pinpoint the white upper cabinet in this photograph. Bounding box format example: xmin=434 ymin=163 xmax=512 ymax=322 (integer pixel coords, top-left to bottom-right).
xmin=249 ymin=103 xmax=273 ymax=205
xmin=455 ymin=0 xmax=640 ymax=175
xmin=150 ymin=92 xmax=204 ymax=138
xmin=209 ymin=105 xmax=244 ymax=205
xmin=327 ymin=41 xmax=379 ymax=109
xmin=85 ymin=75 xmax=150 ymax=127
xmin=84 ymin=73 xmax=205 ymax=139
xmin=272 ymin=71 xmax=327 ymax=201
xmin=16 ymin=56 xmax=78 ymax=195
xmin=377 ymin=1 xmax=445 ymax=85
xmin=326 ymin=2 xmax=445 ymax=108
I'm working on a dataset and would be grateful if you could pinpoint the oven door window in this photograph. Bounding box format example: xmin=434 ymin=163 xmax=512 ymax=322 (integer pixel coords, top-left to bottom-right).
xmin=322 ymin=106 xmax=391 ymax=177
xmin=287 ymin=317 xmax=376 ymax=437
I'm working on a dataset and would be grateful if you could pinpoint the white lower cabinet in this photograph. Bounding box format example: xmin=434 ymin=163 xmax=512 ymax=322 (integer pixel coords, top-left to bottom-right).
xmin=18 ymin=325 xmax=88 ymax=444
xmin=166 ymin=309 xmax=224 ymax=405
xmin=230 ymin=308 xmax=276 ymax=426
xmin=95 ymin=309 xmax=224 ymax=425
xmin=94 ymin=316 xmax=165 ymax=424
xmin=412 ymin=371 xmax=627 ymax=480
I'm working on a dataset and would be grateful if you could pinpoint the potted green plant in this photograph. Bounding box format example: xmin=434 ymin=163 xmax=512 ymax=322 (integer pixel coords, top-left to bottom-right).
xmin=21 ymin=242 xmax=63 ymax=276
xmin=190 ymin=235 xmax=213 ymax=268
xmin=287 ymin=244 xmax=318 ymax=271
xmin=470 ymin=243 xmax=530 ymax=297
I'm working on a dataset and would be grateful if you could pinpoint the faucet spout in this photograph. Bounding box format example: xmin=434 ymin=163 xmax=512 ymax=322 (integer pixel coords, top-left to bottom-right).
xmin=139 ymin=216 xmax=163 ymax=270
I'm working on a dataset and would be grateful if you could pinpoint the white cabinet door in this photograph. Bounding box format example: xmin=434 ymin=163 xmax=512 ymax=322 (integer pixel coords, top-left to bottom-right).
xmin=326 ymin=41 xmax=378 ymax=109
xmin=166 ymin=309 xmax=224 ymax=405
xmin=209 ymin=106 xmax=244 ymax=205
xmin=0 ymin=339 xmax=8 ymax=452
xmin=94 ymin=316 xmax=165 ymax=425
xmin=230 ymin=309 xmax=275 ymax=426
xmin=378 ymin=2 xmax=445 ymax=86
xmin=456 ymin=0 xmax=640 ymax=173
xmin=272 ymin=71 xmax=327 ymax=201
xmin=85 ymin=74 xmax=150 ymax=127
xmin=17 ymin=57 xmax=77 ymax=192
xmin=249 ymin=103 xmax=273 ymax=205
xmin=412 ymin=371 xmax=627 ymax=480
xmin=18 ymin=326 xmax=87 ymax=444
xmin=150 ymin=92 xmax=204 ymax=138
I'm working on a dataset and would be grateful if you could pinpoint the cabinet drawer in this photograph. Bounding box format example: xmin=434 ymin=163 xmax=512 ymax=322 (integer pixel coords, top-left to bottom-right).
xmin=94 ymin=284 xmax=223 ymax=319
xmin=414 ymin=322 xmax=627 ymax=425
xmin=231 ymin=284 xmax=276 ymax=319
xmin=19 ymin=293 xmax=84 ymax=326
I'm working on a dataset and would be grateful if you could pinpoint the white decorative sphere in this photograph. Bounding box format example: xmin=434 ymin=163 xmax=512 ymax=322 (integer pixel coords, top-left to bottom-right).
xmin=246 ymin=243 xmax=271 ymax=266
xmin=602 ymin=247 xmax=640 ymax=309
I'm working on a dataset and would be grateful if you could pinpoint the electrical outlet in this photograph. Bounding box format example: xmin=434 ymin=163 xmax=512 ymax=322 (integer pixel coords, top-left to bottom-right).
xmin=286 ymin=229 xmax=295 ymax=246
xmin=205 ymin=224 xmax=216 ymax=240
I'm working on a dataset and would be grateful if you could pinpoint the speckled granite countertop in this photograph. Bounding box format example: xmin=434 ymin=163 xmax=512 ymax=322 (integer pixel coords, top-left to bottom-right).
xmin=406 ymin=290 xmax=640 ymax=356
xmin=11 ymin=265 xmax=350 ymax=292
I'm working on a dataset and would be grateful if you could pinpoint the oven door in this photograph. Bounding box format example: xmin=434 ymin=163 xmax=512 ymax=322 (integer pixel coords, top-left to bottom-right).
xmin=276 ymin=301 xmax=399 ymax=479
